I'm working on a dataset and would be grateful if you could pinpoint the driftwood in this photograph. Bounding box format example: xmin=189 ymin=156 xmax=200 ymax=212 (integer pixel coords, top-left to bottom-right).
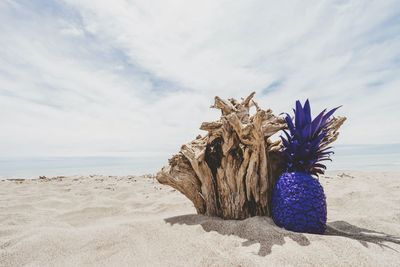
xmin=156 ymin=93 xmax=346 ymax=219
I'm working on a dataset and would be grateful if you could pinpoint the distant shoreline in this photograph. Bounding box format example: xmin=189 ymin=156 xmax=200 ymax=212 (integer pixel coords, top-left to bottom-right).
xmin=1 ymin=144 xmax=399 ymax=179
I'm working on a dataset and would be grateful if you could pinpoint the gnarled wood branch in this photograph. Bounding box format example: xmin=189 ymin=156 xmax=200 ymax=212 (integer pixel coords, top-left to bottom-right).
xmin=156 ymin=93 xmax=345 ymax=219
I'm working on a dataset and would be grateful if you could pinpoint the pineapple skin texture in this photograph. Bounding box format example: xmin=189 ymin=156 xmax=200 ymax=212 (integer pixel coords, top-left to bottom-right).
xmin=272 ymin=172 xmax=327 ymax=234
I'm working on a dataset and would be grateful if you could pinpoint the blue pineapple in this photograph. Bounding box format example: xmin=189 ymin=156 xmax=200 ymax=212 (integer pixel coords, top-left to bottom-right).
xmin=272 ymin=100 xmax=340 ymax=234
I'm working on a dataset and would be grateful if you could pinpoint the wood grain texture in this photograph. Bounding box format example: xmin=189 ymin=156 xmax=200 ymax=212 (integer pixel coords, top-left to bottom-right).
xmin=156 ymin=93 xmax=345 ymax=219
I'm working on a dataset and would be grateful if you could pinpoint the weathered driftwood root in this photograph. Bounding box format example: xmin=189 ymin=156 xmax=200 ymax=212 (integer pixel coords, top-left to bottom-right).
xmin=156 ymin=93 xmax=345 ymax=219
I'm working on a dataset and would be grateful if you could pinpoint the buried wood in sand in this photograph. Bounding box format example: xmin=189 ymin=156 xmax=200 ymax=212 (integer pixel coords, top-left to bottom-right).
xmin=156 ymin=92 xmax=346 ymax=222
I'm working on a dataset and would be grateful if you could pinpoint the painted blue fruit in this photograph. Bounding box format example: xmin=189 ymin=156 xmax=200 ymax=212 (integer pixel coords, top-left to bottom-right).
xmin=272 ymin=172 xmax=327 ymax=234
xmin=272 ymin=100 xmax=340 ymax=234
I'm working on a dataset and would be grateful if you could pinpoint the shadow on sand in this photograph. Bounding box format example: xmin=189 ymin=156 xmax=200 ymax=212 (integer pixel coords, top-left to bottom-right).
xmin=165 ymin=214 xmax=400 ymax=256
xmin=325 ymin=221 xmax=400 ymax=250
xmin=165 ymin=214 xmax=309 ymax=256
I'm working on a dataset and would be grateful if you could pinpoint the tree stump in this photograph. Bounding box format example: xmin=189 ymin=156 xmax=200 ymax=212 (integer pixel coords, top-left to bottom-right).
xmin=156 ymin=92 xmax=346 ymax=219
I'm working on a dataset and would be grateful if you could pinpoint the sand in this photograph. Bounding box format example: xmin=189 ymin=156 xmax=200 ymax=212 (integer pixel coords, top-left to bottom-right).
xmin=1 ymin=171 xmax=399 ymax=267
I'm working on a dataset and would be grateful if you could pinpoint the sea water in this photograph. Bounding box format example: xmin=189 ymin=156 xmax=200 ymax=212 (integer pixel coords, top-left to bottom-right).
xmin=328 ymin=144 xmax=400 ymax=171
xmin=0 ymin=144 xmax=399 ymax=179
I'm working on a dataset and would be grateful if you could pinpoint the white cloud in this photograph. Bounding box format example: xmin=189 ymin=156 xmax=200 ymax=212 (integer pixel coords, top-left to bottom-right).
xmin=0 ymin=0 xmax=399 ymax=161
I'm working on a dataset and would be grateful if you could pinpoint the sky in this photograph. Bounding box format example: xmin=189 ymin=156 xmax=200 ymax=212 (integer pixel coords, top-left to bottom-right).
xmin=0 ymin=0 xmax=399 ymax=159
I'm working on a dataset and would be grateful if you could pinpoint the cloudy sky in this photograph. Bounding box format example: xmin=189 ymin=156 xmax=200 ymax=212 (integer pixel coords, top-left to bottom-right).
xmin=0 ymin=0 xmax=399 ymax=159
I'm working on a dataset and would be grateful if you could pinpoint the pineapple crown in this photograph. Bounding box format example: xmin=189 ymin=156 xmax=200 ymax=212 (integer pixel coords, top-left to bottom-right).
xmin=281 ymin=99 xmax=340 ymax=176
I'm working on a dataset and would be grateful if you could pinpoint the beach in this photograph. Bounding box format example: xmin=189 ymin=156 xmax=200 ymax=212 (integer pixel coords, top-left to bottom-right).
xmin=1 ymin=171 xmax=399 ymax=267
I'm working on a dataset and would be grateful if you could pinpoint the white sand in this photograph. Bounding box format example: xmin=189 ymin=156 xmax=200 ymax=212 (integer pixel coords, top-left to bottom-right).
xmin=1 ymin=171 xmax=399 ymax=267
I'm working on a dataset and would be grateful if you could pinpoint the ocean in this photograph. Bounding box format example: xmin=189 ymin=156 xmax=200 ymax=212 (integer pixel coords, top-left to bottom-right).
xmin=0 ymin=144 xmax=399 ymax=179
xmin=328 ymin=144 xmax=400 ymax=171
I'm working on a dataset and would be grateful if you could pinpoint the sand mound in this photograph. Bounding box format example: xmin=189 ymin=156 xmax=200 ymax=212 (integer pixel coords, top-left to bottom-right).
xmin=1 ymin=171 xmax=399 ymax=266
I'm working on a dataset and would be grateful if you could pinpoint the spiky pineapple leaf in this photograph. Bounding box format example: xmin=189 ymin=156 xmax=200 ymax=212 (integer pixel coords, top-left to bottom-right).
xmin=281 ymin=99 xmax=340 ymax=176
